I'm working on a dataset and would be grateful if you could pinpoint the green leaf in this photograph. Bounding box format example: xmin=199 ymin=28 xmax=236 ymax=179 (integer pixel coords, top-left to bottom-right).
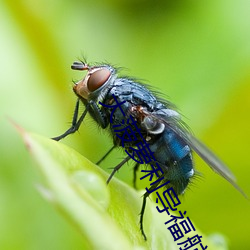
xmin=18 ymin=127 xmax=226 ymax=250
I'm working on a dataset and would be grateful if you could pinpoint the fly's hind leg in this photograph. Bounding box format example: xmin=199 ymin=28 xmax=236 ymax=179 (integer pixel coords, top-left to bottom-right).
xmin=139 ymin=180 xmax=163 ymax=240
xmin=140 ymin=191 xmax=150 ymax=240
xmin=133 ymin=162 xmax=140 ymax=189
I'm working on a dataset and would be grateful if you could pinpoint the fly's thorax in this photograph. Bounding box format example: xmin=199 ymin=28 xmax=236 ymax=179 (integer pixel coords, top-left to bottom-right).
xmin=73 ymin=64 xmax=117 ymax=102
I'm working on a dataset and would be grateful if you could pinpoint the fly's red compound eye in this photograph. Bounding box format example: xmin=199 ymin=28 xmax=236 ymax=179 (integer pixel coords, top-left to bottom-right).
xmin=87 ymin=68 xmax=111 ymax=92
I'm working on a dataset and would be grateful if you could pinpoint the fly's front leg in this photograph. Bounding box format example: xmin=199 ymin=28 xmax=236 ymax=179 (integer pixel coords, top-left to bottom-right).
xmin=89 ymin=100 xmax=108 ymax=129
xmin=52 ymin=99 xmax=89 ymax=141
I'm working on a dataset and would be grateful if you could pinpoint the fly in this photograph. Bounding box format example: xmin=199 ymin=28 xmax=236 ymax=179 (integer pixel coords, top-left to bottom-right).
xmin=52 ymin=60 xmax=247 ymax=240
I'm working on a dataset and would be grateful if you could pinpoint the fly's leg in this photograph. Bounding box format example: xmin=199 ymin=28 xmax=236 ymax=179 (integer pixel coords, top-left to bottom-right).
xmin=107 ymin=156 xmax=131 ymax=184
xmin=89 ymin=100 xmax=107 ymax=129
xmin=52 ymin=99 xmax=89 ymax=141
xmin=133 ymin=162 xmax=140 ymax=189
xmin=96 ymin=145 xmax=116 ymax=165
xmin=139 ymin=181 xmax=160 ymax=240
xmin=140 ymin=191 xmax=150 ymax=240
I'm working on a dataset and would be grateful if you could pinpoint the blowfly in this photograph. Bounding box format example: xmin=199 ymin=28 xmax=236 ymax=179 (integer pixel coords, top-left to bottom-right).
xmin=52 ymin=60 xmax=246 ymax=239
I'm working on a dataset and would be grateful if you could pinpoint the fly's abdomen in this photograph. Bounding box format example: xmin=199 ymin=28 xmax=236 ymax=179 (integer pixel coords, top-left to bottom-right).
xmin=150 ymin=129 xmax=194 ymax=194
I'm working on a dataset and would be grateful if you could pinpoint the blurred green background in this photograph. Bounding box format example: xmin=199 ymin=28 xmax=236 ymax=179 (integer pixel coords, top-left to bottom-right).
xmin=1 ymin=0 xmax=250 ymax=249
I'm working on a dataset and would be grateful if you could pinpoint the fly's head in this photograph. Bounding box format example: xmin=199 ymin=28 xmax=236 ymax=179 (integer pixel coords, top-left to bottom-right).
xmin=72 ymin=61 xmax=116 ymax=101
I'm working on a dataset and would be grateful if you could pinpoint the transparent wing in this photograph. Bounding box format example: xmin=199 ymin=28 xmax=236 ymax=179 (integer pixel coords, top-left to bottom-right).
xmin=149 ymin=110 xmax=247 ymax=198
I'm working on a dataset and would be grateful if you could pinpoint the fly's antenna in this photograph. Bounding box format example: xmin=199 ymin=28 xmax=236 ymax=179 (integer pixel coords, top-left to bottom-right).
xmin=71 ymin=61 xmax=89 ymax=71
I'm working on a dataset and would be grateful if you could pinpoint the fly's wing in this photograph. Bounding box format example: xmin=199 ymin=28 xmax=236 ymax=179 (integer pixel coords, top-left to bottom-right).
xmin=180 ymin=131 xmax=248 ymax=198
xmin=150 ymin=109 xmax=248 ymax=198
